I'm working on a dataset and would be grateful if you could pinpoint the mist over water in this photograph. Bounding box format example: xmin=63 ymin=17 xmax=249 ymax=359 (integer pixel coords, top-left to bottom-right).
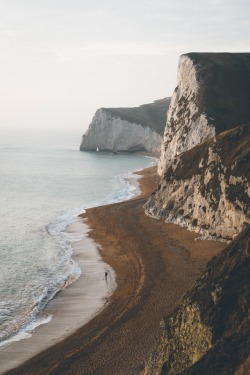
xmin=0 ymin=133 xmax=155 ymax=345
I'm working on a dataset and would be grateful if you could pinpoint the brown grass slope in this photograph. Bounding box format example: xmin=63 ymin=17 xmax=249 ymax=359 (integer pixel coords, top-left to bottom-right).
xmin=185 ymin=52 xmax=250 ymax=133
xmin=102 ymin=97 xmax=171 ymax=135
xmin=145 ymin=123 xmax=250 ymax=240
xmin=144 ymin=226 xmax=250 ymax=375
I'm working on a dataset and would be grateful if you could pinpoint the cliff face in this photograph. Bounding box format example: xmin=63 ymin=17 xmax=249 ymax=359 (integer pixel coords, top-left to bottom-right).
xmin=147 ymin=53 xmax=250 ymax=241
xmin=80 ymin=109 xmax=162 ymax=152
xmin=143 ymin=52 xmax=250 ymax=375
xmin=80 ymin=98 xmax=170 ymax=153
xmin=145 ymin=124 xmax=250 ymax=241
xmin=144 ymin=226 xmax=250 ymax=375
xmin=158 ymin=53 xmax=250 ymax=175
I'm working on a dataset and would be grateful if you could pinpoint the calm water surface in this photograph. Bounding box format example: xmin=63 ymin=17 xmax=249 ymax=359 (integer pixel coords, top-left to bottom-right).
xmin=0 ymin=133 xmax=155 ymax=345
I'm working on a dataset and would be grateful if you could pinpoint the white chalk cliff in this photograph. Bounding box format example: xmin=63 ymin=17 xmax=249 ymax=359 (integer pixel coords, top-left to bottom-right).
xmin=146 ymin=53 xmax=250 ymax=241
xmin=145 ymin=124 xmax=250 ymax=241
xmin=80 ymin=98 xmax=170 ymax=153
xmin=80 ymin=109 xmax=161 ymax=153
xmin=158 ymin=55 xmax=214 ymax=175
xmin=158 ymin=53 xmax=250 ymax=175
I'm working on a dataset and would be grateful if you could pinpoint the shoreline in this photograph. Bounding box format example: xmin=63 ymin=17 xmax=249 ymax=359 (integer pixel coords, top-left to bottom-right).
xmin=0 ymin=162 xmax=153 ymax=374
xmin=3 ymin=166 xmax=226 ymax=375
xmin=0 ymin=217 xmax=115 ymax=374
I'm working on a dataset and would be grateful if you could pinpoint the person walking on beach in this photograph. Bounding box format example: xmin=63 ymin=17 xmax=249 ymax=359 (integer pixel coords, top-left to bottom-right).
xmin=105 ymin=271 xmax=108 ymax=281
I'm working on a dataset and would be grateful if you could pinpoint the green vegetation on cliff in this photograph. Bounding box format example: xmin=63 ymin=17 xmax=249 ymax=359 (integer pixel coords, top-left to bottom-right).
xmin=102 ymin=98 xmax=170 ymax=135
xmin=185 ymin=52 xmax=250 ymax=134
xmin=144 ymin=227 xmax=250 ymax=375
xmin=145 ymin=124 xmax=250 ymax=241
xmin=144 ymin=52 xmax=250 ymax=375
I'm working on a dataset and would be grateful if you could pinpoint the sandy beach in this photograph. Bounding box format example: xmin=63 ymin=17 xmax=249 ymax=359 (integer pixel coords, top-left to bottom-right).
xmin=3 ymin=166 xmax=226 ymax=375
xmin=0 ymin=218 xmax=115 ymax=374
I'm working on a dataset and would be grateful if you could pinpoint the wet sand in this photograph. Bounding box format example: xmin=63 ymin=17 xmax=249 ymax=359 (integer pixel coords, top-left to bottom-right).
xmin=4 ymin=166 xmax=226 ymax=375
xmin=0 ymin=221 xmax=115 ymax=374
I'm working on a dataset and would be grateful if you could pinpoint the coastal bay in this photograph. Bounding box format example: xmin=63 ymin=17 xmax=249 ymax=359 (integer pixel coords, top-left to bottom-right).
xmin=4 ymin=166 xmax=226 ymax=375
xmin=0 ymin=145 xmax=153 ymax=374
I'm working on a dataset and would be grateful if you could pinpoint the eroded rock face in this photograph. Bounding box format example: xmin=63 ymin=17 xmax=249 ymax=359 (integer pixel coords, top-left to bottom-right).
xmin=144 ymin=227 xmax=250 ymax=375
xmin=80 ymin=98 xmax=170 ymax=153
xmin=144 ymin=53 xmax=250 ymax=375
xmin=158 ymin=53 xmax=250 ymax=175
xmin=145 ymin=124 xmax=250 ymax=241
xmin=158 ymin=55 xmax=214 ymax=175
xmin=80 ymin=109 xmax=162 ymax=152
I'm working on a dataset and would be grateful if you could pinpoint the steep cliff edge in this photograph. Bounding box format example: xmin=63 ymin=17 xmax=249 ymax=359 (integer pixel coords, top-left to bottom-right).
xmin=158 ymin=53 xmax=250 ymax=175
xmin=143 ymin=53 xmax=250 ymax=374
xmin=145 ymin=124 xmax=250 ymax=241
xmin=144 ymin=226 xmax=250 ymax=375
xmin=80 ymin=98 xmax=170 ymax=153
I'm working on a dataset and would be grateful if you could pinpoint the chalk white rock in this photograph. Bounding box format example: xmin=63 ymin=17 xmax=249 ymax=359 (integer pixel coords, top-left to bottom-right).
xmin=145 ymin=124 xmax=250 ymax=241
xmin=80 ymin=109 xmax=162 ymax=153
xmin=158 ymin=55 xmax=215 ymax=175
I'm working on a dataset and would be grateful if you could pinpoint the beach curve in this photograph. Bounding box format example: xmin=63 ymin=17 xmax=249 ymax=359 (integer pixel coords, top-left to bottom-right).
xmin=4 ymin=166 xmax=226 ymax=375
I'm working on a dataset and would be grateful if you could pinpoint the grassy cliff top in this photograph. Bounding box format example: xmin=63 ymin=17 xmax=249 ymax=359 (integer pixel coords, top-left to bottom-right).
xmin=168 ymin=123 xmax=250 ymax=182
xmin=180 ymin=225 xmax=250 ymax=375
xmin=182 ymin=52 xmax=250 ymax=134
xmin=101 ymin=98 xmax=170 ymax=135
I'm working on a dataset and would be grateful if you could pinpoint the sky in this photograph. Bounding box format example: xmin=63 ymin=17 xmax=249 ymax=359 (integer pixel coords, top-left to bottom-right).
xmin=0 ymin=0 xmax=250 ymax=139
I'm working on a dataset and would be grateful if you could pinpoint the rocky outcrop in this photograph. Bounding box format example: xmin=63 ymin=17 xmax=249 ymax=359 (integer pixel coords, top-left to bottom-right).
xmin=80 ymin=98 xmax=170 ymax=153
xmin=143 ymin=52 xmax=250 ymax=375
xmin=144 ymin=226 xmax=250 ymax=375
xmin=158 ymin=53 xmax=250 ymax=175
xmin=145 ymin=124 xmax=250 ymax=241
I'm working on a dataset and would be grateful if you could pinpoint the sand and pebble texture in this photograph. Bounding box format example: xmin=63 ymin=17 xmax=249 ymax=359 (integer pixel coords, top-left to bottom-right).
xmin=0 ymin=218 xmax=115 ymax=374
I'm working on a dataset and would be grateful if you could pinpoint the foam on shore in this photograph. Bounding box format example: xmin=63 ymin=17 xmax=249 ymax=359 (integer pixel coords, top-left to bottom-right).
xmin=0 ymin=161 xmax=158 ymax=374
xmin=0 ymin=217 xmax=116 ymax=374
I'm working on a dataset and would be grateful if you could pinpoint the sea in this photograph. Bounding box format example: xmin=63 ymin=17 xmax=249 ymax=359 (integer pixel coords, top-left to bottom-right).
xmin=0 ymin=131 xmax=156 ymax=347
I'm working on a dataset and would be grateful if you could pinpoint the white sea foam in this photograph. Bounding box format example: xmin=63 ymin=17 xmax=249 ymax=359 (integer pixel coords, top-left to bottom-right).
xmin=0 ymin=146 xmax=155 ymax=348
xmin=0 ymin=314 xmax=53 ymax=347
xmin=0 ymin=210 xmax=82 ymax=347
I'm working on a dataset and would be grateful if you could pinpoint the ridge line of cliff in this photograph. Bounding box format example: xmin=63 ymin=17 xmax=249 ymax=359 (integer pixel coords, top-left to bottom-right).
xmin=80 ymin=98 xmax=170 ymax=153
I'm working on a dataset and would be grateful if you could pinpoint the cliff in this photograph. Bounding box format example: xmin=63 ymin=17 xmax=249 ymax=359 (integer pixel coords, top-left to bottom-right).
xmin=145 ymin=124 xmax=250 ymax=241
xmin=144 ymin=226 xmax=250 ymax=375
xmin=158 ymin=53 xmax=250 ymax=175
xmin=80 ymin=98 xmax=170 ymax=153
xmin=143 ymin=53 xmax=250 ymax=374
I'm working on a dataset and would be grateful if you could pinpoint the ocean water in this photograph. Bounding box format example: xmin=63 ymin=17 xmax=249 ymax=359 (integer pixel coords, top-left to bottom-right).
xmin=0 ymin=133 xmax=155 ymax=346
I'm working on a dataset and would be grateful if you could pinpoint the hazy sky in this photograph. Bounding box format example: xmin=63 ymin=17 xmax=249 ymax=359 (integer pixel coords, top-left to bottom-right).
xmin=1 ymin=0 xmax=249 ymax=136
